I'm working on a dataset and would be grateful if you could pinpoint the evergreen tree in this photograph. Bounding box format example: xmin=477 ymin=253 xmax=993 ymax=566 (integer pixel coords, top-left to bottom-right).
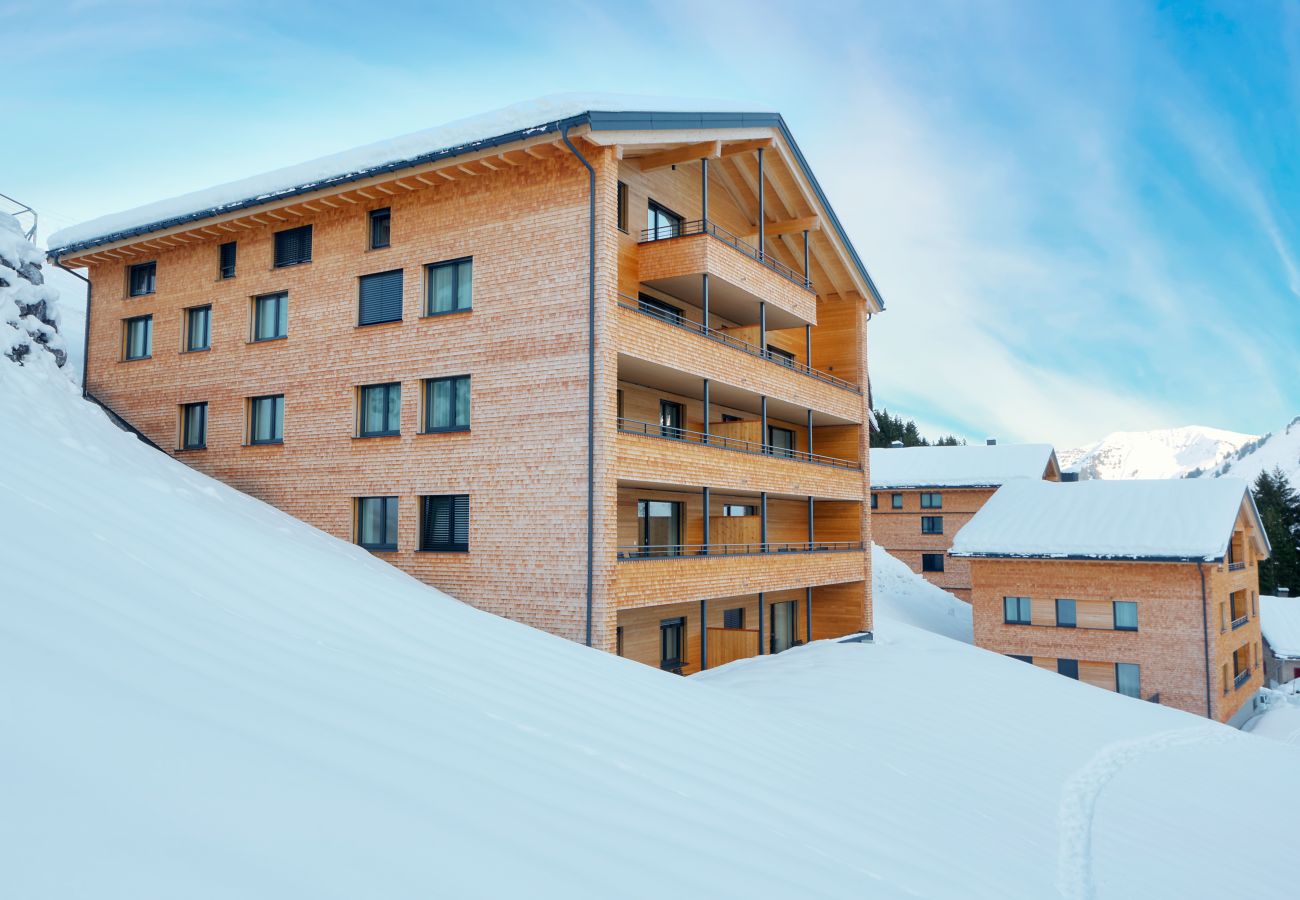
xmin=869 ymin=407 xmax=966 ymax=449
xmin=1252 ymin=468 xmax=1300 ymax=595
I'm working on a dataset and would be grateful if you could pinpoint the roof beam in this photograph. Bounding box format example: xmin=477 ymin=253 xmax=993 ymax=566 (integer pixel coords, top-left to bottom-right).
xmin=745 ymin=215 xmax=820 ymax=240
xmin=637 ymin=140 xmax=721 ymax=172
xmin=720 ymin=137 xmax=775 ymax=157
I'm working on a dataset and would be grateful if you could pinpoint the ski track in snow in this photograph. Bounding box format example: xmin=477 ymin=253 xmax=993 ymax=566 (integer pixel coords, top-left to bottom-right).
xmin=1055 ymin=727 xmax=1238 ymax=900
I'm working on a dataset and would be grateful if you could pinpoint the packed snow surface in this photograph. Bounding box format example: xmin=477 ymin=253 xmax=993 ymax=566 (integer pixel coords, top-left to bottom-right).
xmin=1059 ymin=426 xmax=1256 ymax=480
xmin=951 ymin=477 xmax=1260 ymax=561
xmin=1243 ymin=683 xmax=1300 ymax=746
xmin=1261 ymin=594 xmax=1300 ymax=658
xmin=48 ymin=93 xmax=773 ymax=253
xmin=869 ymin=442 xmax=1056 ymax=489
xmin=1200 ymin=416 xmax=1300 ymax=486
xmin=5 ymin=357 xmax=1300 ymax=897
xmin=871 ymin=543 xmax=972 ymax=642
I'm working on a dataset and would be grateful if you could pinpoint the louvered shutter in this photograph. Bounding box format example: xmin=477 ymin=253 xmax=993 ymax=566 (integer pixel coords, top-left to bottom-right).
xmin=274 ymin=226 xmax=312 ymax=267
xmin=359 ymin=270 xmax=404 ymax=325
xmin=421 ymin=495 xmax=469 ymax=551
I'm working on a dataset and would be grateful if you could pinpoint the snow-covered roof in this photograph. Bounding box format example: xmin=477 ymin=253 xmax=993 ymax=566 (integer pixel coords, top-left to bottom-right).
xmin=950 ymin=477 xmax=1268 ymax=562
xmin=1262 ymin=595 xmax=1300 ymax=659
xmin=869 ymin=443 xmax=1057 ymax=489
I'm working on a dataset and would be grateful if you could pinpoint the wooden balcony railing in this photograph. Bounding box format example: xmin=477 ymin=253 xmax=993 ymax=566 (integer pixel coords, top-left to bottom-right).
xmin=639 ymin=218 xmax=813 ymax=290
xmin=617 ymin=541 xmax=862 ymax=561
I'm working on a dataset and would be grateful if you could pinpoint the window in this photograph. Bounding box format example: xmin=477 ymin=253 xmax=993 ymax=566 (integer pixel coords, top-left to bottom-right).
xmin=423 ymin=375 xmax=470 ymax=432
xmin=638 ymin=293 xmax=683 ymax=325
xmin=660 ymin=617 xmax=685 ymax=671
xmin=616 ymin=181 xmax=629 ymax=232
xmin=1116 ymin=663 xmax=1141 ymax=698
xmin=922 ymin=553 xmax=945 ymax=572
xmin=920 ymin=492 xmax=943 ymax=509
xmin=1113 ymin=601 xmax=1138 ymax=632
xmin=771 ymin=600 xmax=797 ymax=654
xmin=219 ymin=241 xmax=236 ymax=279
xmin=767 ymin=345 xmax=795 ymax=367
xmin=248 ymin=394 xmax=284 ymax=444
xmin=1004 ymin=596 xmax=1031 ymax=625
xmin=616 ymin=626 xmax=624 ymax=657
xmin=1057 ymin=658 xmax=1079 ymax=680
xmin=420 ymin=494 xmax=469 ymax=552
xmin=273 ymin=225 xmax=312 ymax=267
xmin=369 ymin=207 xmax=391 ymax=249
xmin=723 ymin=504 xmax=756 ymax=517
xmin=359 ymin=269 xmax=403 ymax=326
xmin=767 ymin=426 xmax=795 ymax=458
xmin=426 ymin=257 xmax=472 ymax=315
xmin=659 ymin=399 xmax=684 ymax=439
xmin=358 ymin=382 xmax=401 ymax=437
xmin=637 ymin=499 xmax=683 ymax=556
xmin=891 ymin=493 xmax=903 ymax=509
xmin=355 ymin=496 xmax=398 ymax=551
xmin=723 ymin=608 xmax=745 ymax=630
xmin=1007 ymin=654 xmax=1033 ymax=664
xmin=128 ymin=261 xmax=156 ymax=296
xmin=123 ymin=315 xmax=152 ymax=360
xmin=1055 ymin=599 xmax=1077 ymax=629
xmin=180 ymin=402 xmax=207 ymax=450
xmin=185 ymin=305 xmax=211 ymax=352
xmin=871 ymin=494 xmax=879 ymax=510
xmin=253 ymin=292 xmax=288 ymax=341
xmin=721 ymin=414 xmax=741 ymax=423
xmin=921 ymin=516 xmax=943 ymax=535
xmin=646 ymin=201 xmax=683 ymax=240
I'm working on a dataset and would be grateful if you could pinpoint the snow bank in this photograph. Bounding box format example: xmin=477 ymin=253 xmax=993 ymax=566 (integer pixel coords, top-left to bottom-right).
xmin=1261 ymin=594 xmax=1300 ymax=658
xmin=951 ymin=477 xmax=1258 ymax=561
xmin=1 ymin=212 xmax=68 ymax=370
xmin=48 ymin=93 xmax=773 ymax=253
xmin=871 ymin=543 xmax=973 ymax=642
xmin=870 ymin=442 xmax=1056 ymax=489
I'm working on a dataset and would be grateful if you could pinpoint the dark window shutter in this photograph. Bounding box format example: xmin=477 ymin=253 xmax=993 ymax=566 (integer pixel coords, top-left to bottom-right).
xmin=359 ymin=270 xmax=403 ymax=325
xmin=421 ymin=495 xmax=468 ymax=551
xmin=274 ymin=226 xmax=312 ymax=267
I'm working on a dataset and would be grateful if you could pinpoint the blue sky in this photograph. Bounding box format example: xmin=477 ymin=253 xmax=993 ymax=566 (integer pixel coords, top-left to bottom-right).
xmin=7 ymin=0 xmax=1299 ymax=448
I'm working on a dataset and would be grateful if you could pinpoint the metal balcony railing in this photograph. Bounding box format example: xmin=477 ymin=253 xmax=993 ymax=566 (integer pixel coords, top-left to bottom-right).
xmin=617 ymin=417 xmax=859 ymax=470
xmin=617 ymin=540 xmax=863 ymax=560
xmin=1228 ymin=562 xmax=1246 ymax=571
xmin=639 ymin=218 xmax=813 ymax=291
xmin=617 ymin=295 xmax=861 ymax=393
xmin=1231 ymin=615 xmax=1249 ymax=630
xmin=1233 ymin=669 xmax=1252 ymax=689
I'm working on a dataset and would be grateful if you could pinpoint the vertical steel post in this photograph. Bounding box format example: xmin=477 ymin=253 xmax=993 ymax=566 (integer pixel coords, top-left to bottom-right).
xmin=702 ymin=485 xmax=711 ymax=553
xmin=808 ymin=496 xmax=815 ymax=547
xmin=702 ymin=378 xmax=711 ymax=443
xmin=761 ymin=491 xmax=769 ymax=547
xmin=806 ymin=586 xmax=813 ymax=643
xmin=760 ymin=395 xmax=768 ymax=452
xmin=759 ymin=301 xmax=767 ymax=356
xmin=700 ymin=598 xmax=709 ymax=670
xmin=758 ymin=591 xmax=766 ymax=656
xmin=805 ymin=323 xmax=812 ymax=367
xmin=702 ymin=272 xmax=710 ymax=332
xmin=807 ymin=408 xmax=814 ymax=456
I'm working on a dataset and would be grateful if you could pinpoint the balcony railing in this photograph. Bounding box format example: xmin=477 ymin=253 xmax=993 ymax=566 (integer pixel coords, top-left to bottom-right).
xmin=1228 ymin=562 xmax=1246 ymax=571
xmin=618 ymin=295 xmax=861 ymax=394
xmin=618 ymin=540 xmax=863 ymax=560
xmin=1231 ymin=615 xmax=1249 ymax=630
xmin=639 ymin=218 xmax=813 ymax=291
xmin=1233 ymin=669 xmax=1252 ymax=689
xmin=618 ymin=417 xmax=859 ymax=470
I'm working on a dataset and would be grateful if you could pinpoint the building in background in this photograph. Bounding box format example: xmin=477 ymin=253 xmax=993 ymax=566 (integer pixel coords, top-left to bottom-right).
xmin=1261 ymin=593 xmax=1300 ymax=686
xmin=47 ymin=96 xmax=883 ymax=674
xmin=870 ymin=442 xmax=1059 ymax=601
xmin=952 ymin=478 xmax=1270 ymax=723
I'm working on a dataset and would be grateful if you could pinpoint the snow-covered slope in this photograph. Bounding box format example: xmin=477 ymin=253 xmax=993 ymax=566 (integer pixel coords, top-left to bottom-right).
xmin=1196 ymin=416 xmax=1300 ymax=485
xmin=871 ymin=543 xmax=972 ymax=642
xmin=1060 ymin=426 xmax=1256 ymax=480
xmin=6 ymin=357 xmax=1300 ymax=897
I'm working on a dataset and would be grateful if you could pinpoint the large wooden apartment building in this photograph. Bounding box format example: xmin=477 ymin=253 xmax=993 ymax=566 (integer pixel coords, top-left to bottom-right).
xmin=48 ymin=96 xmax=883 ymax=674
xmin=951 ymin=478 xmax=1270 ymax=723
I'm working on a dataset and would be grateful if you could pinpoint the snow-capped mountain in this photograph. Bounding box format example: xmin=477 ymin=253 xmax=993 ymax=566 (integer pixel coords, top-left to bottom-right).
xmin=1060 ymin=426 xmax=1257 ymax=480
xmin=1194 ymin=416 xmax=1300 ymax=484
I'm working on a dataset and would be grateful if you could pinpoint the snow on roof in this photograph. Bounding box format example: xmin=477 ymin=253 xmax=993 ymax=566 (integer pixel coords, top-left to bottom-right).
xmin=1262 ymin=595 xmax=1300 ymax=659
xmin=48 ymin=93 xmax=775 ymax=254
xmin=950 ymin=477 xmax=1261 ymax=562
xmin=869 ymin=443 xmax=1056 ymax=489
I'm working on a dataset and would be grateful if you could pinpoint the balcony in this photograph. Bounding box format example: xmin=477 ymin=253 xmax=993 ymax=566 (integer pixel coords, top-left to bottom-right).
xmin=617 ymin=540 xmax=862 ymax=561
xmin=1228 ymin=562 xmax=1246 ymax=572
xmin=617 ymin=417 xmax=857 ymax=469
xmin=1234 ymin=669 xmax=1252 ymax=689
xmin=1231 ymin=615 xmax=1249 ymax=630
xmin=642 ymin=219 xmax=812 ymax=290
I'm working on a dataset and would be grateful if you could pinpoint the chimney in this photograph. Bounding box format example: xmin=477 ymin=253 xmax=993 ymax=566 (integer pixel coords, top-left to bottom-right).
xmin=986 ymin=437 xmax=997 ymax=446
xmin=890 ymin=440 xmax=904 ymax=448
xmin=1280 ymin=587 xmax=1292 ymax=598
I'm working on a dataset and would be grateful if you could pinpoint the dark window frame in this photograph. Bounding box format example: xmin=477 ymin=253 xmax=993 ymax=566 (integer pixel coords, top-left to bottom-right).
xmin=1116 ymin=662 xmax=1141 ymax=698
xmin=767 ymin=425 xmax=796 ymax=457
xmin=723 ymin=608 xmax=745 ymax=630
xmin=1004 ymin=596 xmax=1032 ymax=625
xmin=616 ymin=181 xmax=629 ymax=232
xmin=273 ymin=225 xmax=312 ymax=268
xmin=647 ymin=200 xmax=683 ymax=240
xmin=1007 ymin=654 xmax=1033 ymax=664
xmin=180 ymin=401 xmax=208 ymax=450
xmin=419 ymin=494 xmax=470 ymax=553
xmin=766 ymin=344 xmax=796 ymax=367
xmin=369 ymin=207 xmax=391 ymax=250
xmin=123 ymin=314 xmax=153 ymax=360
xmin=1113 ymin=600 xmax=1139 ymax=632
xmin=637 ymin=498 xmax=683 ymax=556
xmin=422 ymin=375 xmax=471 ymax=433
xmin=424 ymin=257 xmax=473 ymax=316
xmin=252 ymin=291 xmax=288 ymax=342
xmin=128 ymin=261 xmax=156 ymax=297
xmin=659 ymin=616 xmax=686 ymax=671
xmin=921 ymin=553 xmax=945 ymax=573
xmin=358 ymin=268 xmax=404 ymax=326
xmin=1056 ymin=598 xmax=1077 ymax=629
xmin=871 ymin=494 xmax=879 ymax=510
xmin=1057 ymin=658 xmax=1080 ymax=680
xmin=219 ymin=241 xmax=237 ymax=279
xmin=659 ymin=399 xmax=685 ymax=440
xmin=248 ymin=394 xmax=285 ymax=445
xmin=891 ymin=493 xmax=903 ymax=509
xmin=722 ymin=504 xmax=756 ymax=517
xmin=920 ymin=492 xmax=943 ymax=509
xmin=185 ymin=305 xmax=211 ymax=352
xmin=358 ymin=382 xmax=402 ymax=437
xmin=355 ymin=496 xmax=399 ymax=551
xmin=921 ymin=515 xmax=944 ymax=535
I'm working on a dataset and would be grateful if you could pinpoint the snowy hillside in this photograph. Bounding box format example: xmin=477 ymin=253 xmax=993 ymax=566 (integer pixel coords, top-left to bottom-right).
xmin=871 ymin=543 xmax=973 ymax=642
xmin=6 ymin=356 xmax=1300 ymax=898
xmin=1195 ymin=416 xmax=1300 ymax=485
xmin=1060 ymin=425 xmax=1256 ymax=480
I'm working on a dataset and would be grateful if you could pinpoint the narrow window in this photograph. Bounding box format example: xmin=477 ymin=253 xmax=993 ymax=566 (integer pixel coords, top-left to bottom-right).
xmin=771 ymin=600 xmax=797 ymax=654
xmin=185 ymin=305 xmax=211 ymax=352
xmin=616 ymin=181 xmax=629 ymax=232
xmin=767 ymin=425 xmax=796 ymax=458
xmin=123 ymin=315 xmax=153 ymax=360
xmin=1056 ymin=599 xmax=1077 ymax=628
xmin=921 ymin=515 xmax=944 ymax=535
xmin=723 ymin=504 xmax=756 ymax=517
xmin=723 ymin=608 xmax=745 ymax=629
xmin=637 ymin=293 xmax=683 ymax=325
xmin=922 ymin=553 xmax=945 ymax=573
xmin=273 ymin=225 xmax=312 ymax=267
xmin=659 ymin=617 xmax=686 ymax=671
xmin=128 ymin=261 xmax=156 ymax=296
xmin=921 ymin=492 xmax=943 ymax=509
xmin=369 ymin=207 xmax=391 ymax=249
xmin=871 ymin=494 xmax=879 ymax=510
xmin=252 ymin=292 xmax=288 ymax=341
xmin=1116 ymin=663 xmax=1141 ymax=698
xmin=426 ymin=257 xmax=472 ymax=315
xmin=356 ymin=496 xmax=399 ymax=551
xmin=1003 ymin=596 xmax=1031 ymax=625
xmin=419 ymin=494 xmax=469 ymax=552
xmin=219 ymin=241 xmax=237 ymax=279
xmin=659 ymin=399 xmax=684 ymax=439
xmin=616 ymin=626 xmax=624 ymax=657
xmin=423 ymin=375 xmax=470 ymax=432
xmin=358 ymin=382 xmax=401 ymax=437
xmin=891 ymin=493 xmax=903 ymax=509
xmin=248 ymin=394 xmax=284 ymax=444
xmin=1057 ymin=658 xmax=1079 ymax=680
xmin=359 ymin=269 xmax=404 ymax=326
xmin=646 ymin=200 xmax=683 ymax=240
xmin=1113 ymin=601 xmax=1138 ymax=632
xmin=180 ymin=402 xmax=207 ymax=450
xmin=637 ymin=499 xmax=683 ymax=557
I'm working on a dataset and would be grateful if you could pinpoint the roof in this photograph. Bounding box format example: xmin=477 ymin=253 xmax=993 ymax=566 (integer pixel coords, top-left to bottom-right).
xmin=869 ymin=443 xmax=1057 ymax=489
xmin=950 ymin=478 xmax=1269 ymax=563
xmin=1261 ymin=595 xmax=1300 ymax=659
xmin=47 ymin=93 xmax=882 ymax=309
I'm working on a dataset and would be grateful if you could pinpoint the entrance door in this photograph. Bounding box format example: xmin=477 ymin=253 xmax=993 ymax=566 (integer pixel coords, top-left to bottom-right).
xmin=637 ymin=499 xmax=683 ymax=557
xmin=771 ymin=600 xmax=797 ymax=654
